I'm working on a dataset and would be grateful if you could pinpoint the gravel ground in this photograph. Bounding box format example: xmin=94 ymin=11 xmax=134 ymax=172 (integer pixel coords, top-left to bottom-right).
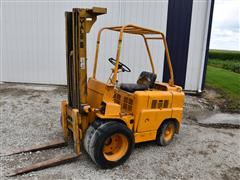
xmin=0 ymin=83 xmax=239 ymax=180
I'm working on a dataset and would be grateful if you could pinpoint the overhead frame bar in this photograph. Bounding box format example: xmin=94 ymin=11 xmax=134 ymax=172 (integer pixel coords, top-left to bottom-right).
xmin=93 ymin=24 xmax=174 ymax=86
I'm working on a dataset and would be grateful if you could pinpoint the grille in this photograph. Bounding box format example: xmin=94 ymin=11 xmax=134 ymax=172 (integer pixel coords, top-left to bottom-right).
xmin=123 ymin=97 xmax=133 ymax=112
xmin=151 ymin=100 xmax=169 ymax=109
xmin=113 ymin=93 xmax=121 ymax=104
xmin=114 ymin=93 xmax=133 ymax=112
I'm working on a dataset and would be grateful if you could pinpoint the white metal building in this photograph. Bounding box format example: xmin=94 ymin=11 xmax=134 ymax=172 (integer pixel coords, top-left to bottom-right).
xmin=0 ymin=0 xmax=214 ymax=92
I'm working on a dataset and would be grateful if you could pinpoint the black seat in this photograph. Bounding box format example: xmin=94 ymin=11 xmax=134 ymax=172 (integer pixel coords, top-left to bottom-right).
xmin=120 ymin=71 xmax=157 ymax=93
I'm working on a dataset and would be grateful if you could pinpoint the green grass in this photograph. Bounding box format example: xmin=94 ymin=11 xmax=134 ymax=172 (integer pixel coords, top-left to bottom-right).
xmin=208 ymin=59 xmax=240 ymax=73
xmin=206 ymin=49 xmax=240 ymax=111
xmin=206 ymin=66 xmax=240 ymax=98
xmin=206 ymin=66 xmax=240 ymax=111
xmin=209 ymin=49 xmax=240 ymax=61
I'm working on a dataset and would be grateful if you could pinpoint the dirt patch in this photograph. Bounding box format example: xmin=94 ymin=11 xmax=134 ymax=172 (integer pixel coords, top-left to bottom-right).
xmin=221 ymin=167 xmax=240 ymax=180
xmin=0 ymin=101 xmax=6 ymax=107
xmin=52 ymin=86 xmax=67 ymax=95
xmin=199 ymin=122 xmax=240 ymax=129
xmin=27 ymin=94 xmax=42 ymax=100
xmin=197 ymin=113 xmax=240 ymax=129
xmin=43 ymin=98 xmax=50 ymax=104
xmin=0 ymin=88 xmax=30 ymax=97
xmin=216 ymin=130 xmax=235 ymax=137
xmin=203 ymin=87 xmax=240 ymax=113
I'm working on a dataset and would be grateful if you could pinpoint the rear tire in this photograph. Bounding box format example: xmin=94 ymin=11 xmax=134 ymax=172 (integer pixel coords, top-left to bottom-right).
xmin=88 ymin=121 xmax=134 ymax=169
xmin=156 ymin=120 xmax=176 ymax=146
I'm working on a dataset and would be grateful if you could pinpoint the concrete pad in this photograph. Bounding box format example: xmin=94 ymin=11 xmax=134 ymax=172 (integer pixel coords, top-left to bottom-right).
xmin=198 ymin=113 xmax=240 ymax=128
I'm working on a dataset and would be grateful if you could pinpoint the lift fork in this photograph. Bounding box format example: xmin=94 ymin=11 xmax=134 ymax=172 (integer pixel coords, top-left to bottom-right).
xmin=3 ymin=139 xmax=66 ymax=156
xmin=2 ymin=138 xmax=79 ymax=177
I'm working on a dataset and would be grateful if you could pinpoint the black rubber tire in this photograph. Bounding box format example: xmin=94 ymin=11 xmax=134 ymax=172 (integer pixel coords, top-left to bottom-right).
xmin=84 ymin=120 xmax=105 ymax=155
xmin=156 ymin=120 xmax=176 ymax=146
xmin=84 ymin=124 xmax=95 ymax=154
xmin=88 ymin=121 xmax=134 ymax=169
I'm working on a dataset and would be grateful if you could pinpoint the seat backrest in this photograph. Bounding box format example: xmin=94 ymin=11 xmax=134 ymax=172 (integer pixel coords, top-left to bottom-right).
xmin=137 ymin=71 xmax=157 ymax=88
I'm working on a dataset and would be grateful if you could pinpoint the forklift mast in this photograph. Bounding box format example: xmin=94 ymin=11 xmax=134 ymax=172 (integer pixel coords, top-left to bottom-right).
xmin=65 ymin=7 xmax=107 ymax=109
xmin=65 ymin=7 xmax=107 ymax=132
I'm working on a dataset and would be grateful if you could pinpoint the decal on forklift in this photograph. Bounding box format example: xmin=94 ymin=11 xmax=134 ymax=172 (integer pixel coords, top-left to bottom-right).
xmin=80 ymin=57 xmax=85 ymax=69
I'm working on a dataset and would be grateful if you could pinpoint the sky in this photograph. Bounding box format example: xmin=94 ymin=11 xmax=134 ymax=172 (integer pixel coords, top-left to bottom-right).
xmin=210 ymin=0 xmax=240 ymax=51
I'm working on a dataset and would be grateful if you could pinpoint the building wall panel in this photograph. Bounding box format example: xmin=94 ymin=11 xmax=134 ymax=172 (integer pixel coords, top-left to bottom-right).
xmin=185 ymin=0 xmax=212 ymax=91
xmin=163 ymin=0 xmax=193 ymax=87
xmin=2 ymin=1 xmax=168 ymax=85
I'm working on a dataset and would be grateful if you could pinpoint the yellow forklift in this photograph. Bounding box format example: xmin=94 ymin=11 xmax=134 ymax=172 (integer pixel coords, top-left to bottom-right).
xmin=5 ymin=7 xmax=184 ymax=176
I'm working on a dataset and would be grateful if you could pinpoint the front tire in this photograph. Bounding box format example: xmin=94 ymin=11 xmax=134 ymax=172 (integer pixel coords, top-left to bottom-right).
xmin=84 ymin=124 xmax=95 ymax=154
xmin=88 ymin=121 xmax=134 ymax=169
xmin=84 ymin=120 xmax=104 ymax=154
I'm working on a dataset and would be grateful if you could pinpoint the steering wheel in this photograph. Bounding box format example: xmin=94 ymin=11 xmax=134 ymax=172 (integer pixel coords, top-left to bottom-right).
xmin=108 ymin=58 xmax=131 ymax=72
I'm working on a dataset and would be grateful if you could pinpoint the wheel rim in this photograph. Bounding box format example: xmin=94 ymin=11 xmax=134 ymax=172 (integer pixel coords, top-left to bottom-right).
xmin=163 ymin=124 xmax=174 ymax=142
xmin=103 ymin=133 xmax=129 ymax=161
